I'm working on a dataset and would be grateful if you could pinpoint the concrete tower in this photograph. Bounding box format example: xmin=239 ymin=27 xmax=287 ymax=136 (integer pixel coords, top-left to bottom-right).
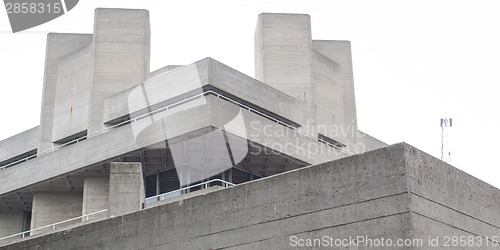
xmin=38 ymin=8 xmax=150 ymax=152
xmin=255 ymin=13 xmax=358 ymax=147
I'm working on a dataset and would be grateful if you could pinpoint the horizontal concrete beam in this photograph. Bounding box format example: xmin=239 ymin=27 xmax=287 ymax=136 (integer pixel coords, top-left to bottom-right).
xmin=102 ymin=58 xmax=302 ymax=127
xmin=0 ymin=126 xmax=39 ymax=165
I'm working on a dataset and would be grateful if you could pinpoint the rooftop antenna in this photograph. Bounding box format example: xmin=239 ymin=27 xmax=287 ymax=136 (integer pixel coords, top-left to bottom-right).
xmin=440 ymin=118 xmax=452 ymax=162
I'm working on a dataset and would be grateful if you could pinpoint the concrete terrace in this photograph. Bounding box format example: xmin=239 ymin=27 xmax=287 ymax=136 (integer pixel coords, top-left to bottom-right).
xmin=1 ymin=8 xmax=394 ymax=247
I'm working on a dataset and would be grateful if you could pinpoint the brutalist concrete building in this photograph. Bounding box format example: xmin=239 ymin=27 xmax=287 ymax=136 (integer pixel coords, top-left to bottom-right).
xmin=1 ymin=8 xmax=499 ymax=249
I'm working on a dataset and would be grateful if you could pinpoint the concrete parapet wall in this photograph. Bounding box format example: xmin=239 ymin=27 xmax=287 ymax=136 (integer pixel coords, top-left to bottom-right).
xmin=0 ymin=126 xmax=39 ymax=165
xmin=5 ymin=143 xmax=496 ymax=249
xmin=1 ymin=143 xmax=410 ymax=248
xmin=207 ymin=58 xmax=302 ymax=125
xmin=102 ymin=58 xmax=302 ymax=127
xmin=405 ymin=145 xmax=500 ymax=246
xmin=4 ymin=143 xmax=499 ymax=249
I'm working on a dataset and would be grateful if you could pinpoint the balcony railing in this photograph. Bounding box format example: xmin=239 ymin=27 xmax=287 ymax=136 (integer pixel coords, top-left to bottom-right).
xmin=143 ymin=178 xmax=235 ymax=208
xmin=0 ymin=179 xmax=235 ymax=243
xmin=0 ymin=209 xmax=108 ymax=242
xmin=0 ymin=90 xmax=351 ymax=170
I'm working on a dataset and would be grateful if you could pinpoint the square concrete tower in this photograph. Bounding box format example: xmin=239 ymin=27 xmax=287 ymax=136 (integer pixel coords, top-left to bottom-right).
xmin=88 ymin=8 xmax=151 ymax=134
xmin=255 ymin=13 xmax=358 ymax=147
xmin=38 ymin=8 xmax=151 ymax=152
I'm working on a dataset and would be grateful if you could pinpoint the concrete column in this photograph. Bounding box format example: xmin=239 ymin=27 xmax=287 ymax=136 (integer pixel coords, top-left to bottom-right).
xmin=0 ymin=210 xmax=24 ymax=238
xmin=30 ymin=192 xmax=83 ymax=235
xmin=108 ymin=162 xmax=144 ymax=217
xmin=82 ymin=176 xmax=109 ymax=221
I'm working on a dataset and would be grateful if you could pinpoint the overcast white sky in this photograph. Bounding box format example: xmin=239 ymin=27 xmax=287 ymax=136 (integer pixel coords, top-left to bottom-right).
xmin=1 ymin=1 xmax=499 ymax=187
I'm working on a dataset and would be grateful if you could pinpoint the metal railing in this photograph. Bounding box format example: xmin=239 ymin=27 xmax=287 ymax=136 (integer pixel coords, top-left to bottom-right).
xmin=1 ymin=90 xmax=351 ymax=170
xmin=0 ymin=91 xmax=208 ymax=169
xmin=0 ymin=209 xmax=108 ymax=242
xmin=144 ymin=178 xmax=235 ymax=207
xmin=0 ymin=179 xmax=234 ymax=242
xmin=0 ymin=179 xmax=232 ymax=242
